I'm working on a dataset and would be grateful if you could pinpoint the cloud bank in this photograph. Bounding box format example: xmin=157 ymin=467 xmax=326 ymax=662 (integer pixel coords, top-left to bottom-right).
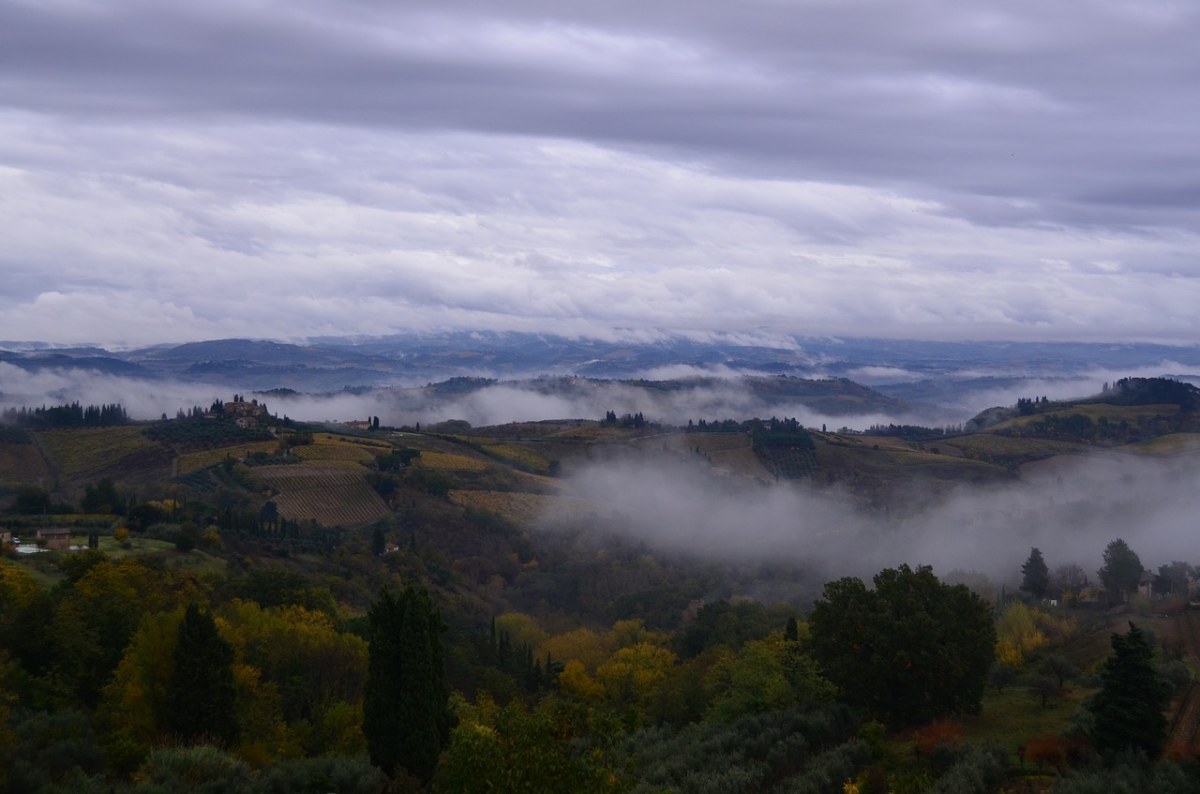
xmin=2 ymin=1 xmax=1199 ymax=346
xmin=551 ymin=450 xmax=1200 ymax=588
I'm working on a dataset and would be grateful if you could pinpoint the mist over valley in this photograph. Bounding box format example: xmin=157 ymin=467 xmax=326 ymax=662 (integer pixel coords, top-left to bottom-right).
xmin=5 ymin=333 xmax=1200 ymax=595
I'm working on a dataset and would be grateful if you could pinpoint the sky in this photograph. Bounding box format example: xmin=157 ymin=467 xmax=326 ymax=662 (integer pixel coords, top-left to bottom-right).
xmin=2 ymin=0 xmax=1199 ymax=348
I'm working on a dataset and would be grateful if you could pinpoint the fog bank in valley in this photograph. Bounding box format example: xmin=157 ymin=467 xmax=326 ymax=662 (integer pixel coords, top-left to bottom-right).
xmin=548 ymin=450 xmax=1200 ymax=589
xmin=6 ymin=358 xmax=1200 ymax=435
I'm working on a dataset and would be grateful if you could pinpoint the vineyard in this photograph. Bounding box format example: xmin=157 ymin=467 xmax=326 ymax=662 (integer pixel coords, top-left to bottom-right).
xmin=37 ymin=426 xmax=166 ymax=483
xmin=250 ymin=465 xmax=390 ymax=527
xmin=455 ymin=437 xmax=553 ymax=474
xmin=0 ymin=441 xmax=51 ymax=486
xmin=753 ymin=444 xmax=818 ymax=480
xmin=177 ymin=442 xmax=281 ymax=475
xmin=752 ymin=430 xmax=818 ymax=480
xmin=292 ymin=434 xmax=386 ymax=466
xmin=450 ymin=489 xmax=591 ymax=525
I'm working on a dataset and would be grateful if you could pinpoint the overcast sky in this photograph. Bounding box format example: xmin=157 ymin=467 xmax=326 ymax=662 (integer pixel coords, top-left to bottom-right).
xmin=2 ymin=0 xmax=1199 ymax=348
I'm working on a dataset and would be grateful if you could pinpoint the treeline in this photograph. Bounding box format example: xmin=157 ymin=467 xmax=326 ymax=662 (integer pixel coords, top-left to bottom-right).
xmin=2 ymin=402 xmax=129 ymax=429
xmin=600 ymin=410 xmax=646 ymax=428
xmin=865 ymin=423 xmax=962 ymax=440
xmin=3 ymin=538 xmax=1200 ymax=791
xmin=1099 ymin=377 xmax=1200 ymax=410
xmin=687 ymin=416 xmax=812 ymax=443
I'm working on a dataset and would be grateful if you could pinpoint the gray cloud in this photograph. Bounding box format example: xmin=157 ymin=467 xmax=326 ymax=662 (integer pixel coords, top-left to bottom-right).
xmin=1 ymin=1 xmax=1199 ymax=346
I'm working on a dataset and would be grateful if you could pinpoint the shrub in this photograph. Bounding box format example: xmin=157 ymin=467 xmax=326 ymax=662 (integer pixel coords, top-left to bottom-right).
xmin=256 ymin=755 xmax=388 ymax=794
xmin=914 ymin=719 xmax=964 ymax=756
xmin=134 ymin=745 xmax=254 ymax=794
xmin=928 ymin=745 xmax=1009 ymax=794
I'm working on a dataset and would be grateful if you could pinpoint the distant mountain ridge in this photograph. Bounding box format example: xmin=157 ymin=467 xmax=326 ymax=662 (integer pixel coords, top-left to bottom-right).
xmin=3 ymin=333 xmax=1200 ymax=414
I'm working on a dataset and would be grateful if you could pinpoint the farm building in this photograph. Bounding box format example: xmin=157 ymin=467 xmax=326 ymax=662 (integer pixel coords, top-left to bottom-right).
xmin=35 ymin=527 xmax=72 ymax=551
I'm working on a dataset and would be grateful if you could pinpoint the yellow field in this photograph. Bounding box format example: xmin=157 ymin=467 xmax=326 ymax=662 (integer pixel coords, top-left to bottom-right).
xmin=419 ymin=451 xmax=490 ymax=471
xmin=177 ymin=442 xmax=280 ymax=474
xmin=37 ymin=426 xmax=157 ymax=480
xmin=481 ymin=442 xmax=551 ymax=473
xmin=292 ymin=434 xmax=381 ymax=465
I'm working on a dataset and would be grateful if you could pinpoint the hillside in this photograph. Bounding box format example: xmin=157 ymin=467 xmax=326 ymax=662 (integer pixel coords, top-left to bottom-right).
xmin=6 ymin=377 xmax=1200 ymax=531
xmin=5 ymin=380 xmax=1200 ymax=790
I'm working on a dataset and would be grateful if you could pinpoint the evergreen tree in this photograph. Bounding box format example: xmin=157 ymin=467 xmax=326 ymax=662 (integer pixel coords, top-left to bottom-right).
xmin=1020 ymin=547 xmax=1050 ymax=599
xmin=1088 ymin=622 xmax=1169 ymax=759
xmin=164 ymin=604 xmax=239 ymax=747
xmin=808 ymin=565 xmax=995 ymax=726
xmin=1098 ymin=538 xmax=1143 ymax=600
xmin=363 ymin=585 xmax=453 ymax=783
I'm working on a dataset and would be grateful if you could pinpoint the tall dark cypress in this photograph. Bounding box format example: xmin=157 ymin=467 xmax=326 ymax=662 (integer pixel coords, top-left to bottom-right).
xmin=164 ymin=603 xmax=239 ymax=747
xmin=1089 ymin=622 xmax=1169 ymax=759
xmin=1020 ymin=547 xmax=1050 ymax=599
xmin=362 ymin=585 xmax=453 ymax=784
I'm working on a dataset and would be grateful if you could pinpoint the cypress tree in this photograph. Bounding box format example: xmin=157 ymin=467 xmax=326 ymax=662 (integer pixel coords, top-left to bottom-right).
xmin=1089 ymin=622 xmax=1169 ymax=759
xmin=1020 ymin=547 xmax=1050 ymax=599
xmin=164 ymin=604 xmax=239 ymax=747
xmin=362 ymin=585 xmax=453 ymax=784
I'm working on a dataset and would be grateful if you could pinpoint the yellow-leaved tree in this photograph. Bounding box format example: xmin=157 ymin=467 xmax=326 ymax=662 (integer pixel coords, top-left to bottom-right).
xmin=994 ymin=602 xmax=1048 ymax=668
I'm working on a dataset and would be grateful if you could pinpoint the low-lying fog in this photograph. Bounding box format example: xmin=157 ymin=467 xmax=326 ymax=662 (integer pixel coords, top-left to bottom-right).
xmin=4 ymin=362 xmax=1199 ymax=590
xmin=3 ymin=361 xmax=1199 ymax=434
xmin=548 ymin=450 xmax=1200 ymax=589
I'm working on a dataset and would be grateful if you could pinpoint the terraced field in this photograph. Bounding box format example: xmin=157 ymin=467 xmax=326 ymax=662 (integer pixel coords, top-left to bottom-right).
xmin=251 ymin=465 xmax=390 ymax=527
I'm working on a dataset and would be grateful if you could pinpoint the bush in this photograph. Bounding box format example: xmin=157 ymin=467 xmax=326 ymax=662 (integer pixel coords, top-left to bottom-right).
xmin=4 ymin=709 xmax=105 ymax=793
xmin=914 ymin=720 xmax=965 ymax=756
xmin=133 ymin=745 xmax=254 ymax=794
xmin=1160 ymin=659 xmax=1192 ymax=693
xmin=255 ymin=755 xmax=388 ymax=794
xmin=928 ymin=745 xmax=1008 ymax=794
xmin=774 ymin=740 xmax=871 ymax=794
